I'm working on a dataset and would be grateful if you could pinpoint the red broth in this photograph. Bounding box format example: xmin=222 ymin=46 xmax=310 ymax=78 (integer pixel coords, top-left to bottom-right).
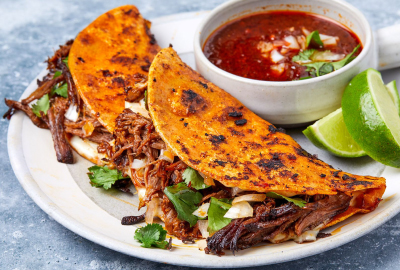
xmin=203 ymin=11 xmax=362 ymax=81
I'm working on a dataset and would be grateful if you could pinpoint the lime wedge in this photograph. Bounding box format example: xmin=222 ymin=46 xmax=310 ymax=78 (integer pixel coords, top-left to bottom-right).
xmin=342 ymin=68 xmax=400 ymax=167
xmin=386 ymin=80 xmax=400 ymax=115
xmin=303 ymin=108 xmax=366 ymax=157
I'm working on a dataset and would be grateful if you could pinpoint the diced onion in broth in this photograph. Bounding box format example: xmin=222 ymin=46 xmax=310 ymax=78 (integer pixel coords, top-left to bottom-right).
xmin=271 ymin=49 xmax=285 ymax=63
xmin=283 ymin=35 xmax=300 ymax=49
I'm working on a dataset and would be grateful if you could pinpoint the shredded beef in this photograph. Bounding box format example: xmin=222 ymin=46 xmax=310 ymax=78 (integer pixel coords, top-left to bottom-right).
xmin=121 ymin=213 xmax=145 ymax=225
xmin=124 ymin=73 xmax=148 ymax=102
xmin=41 ymin=97 xmax=74 ymax=164
xmin=4 ymin=99 xmax=48 ymax=129
xmin=206 ymin=193 xmax=351 ymax=255
xmin=21 ymin=75 xmax=65 ymax=105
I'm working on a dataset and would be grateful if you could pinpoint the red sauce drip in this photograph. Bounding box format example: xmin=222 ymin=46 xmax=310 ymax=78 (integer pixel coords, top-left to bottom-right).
xmin=203 ymin=11 xmax=362 ymax=81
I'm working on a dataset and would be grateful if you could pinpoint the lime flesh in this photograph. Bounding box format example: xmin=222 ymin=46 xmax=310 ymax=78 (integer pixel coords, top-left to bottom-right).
xmin=303 ymin=108 xmax=366 ymax=157
xmin=342 ymin=69 xmax=400 ymax=167
xmin=386 ymin=80 xmax=400 ymax=116
xmin=303 ymin=76 xmax=399 ymax=159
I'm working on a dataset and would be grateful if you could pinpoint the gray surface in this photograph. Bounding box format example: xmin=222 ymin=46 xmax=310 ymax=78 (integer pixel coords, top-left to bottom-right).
xmin=1 ymin=0 xmax=400 ymax=269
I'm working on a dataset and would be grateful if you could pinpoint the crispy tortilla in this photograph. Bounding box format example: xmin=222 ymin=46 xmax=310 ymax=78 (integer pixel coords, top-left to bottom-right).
xmin=69 ymin=5 xmax=160 ymax=132
xmin=148 ymin=47 xmax=385 ymax=213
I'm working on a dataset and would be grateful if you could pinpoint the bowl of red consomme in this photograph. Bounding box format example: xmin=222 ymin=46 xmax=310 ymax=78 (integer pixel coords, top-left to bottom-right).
xmin=194 ymin=0 xmax=380 ymax=126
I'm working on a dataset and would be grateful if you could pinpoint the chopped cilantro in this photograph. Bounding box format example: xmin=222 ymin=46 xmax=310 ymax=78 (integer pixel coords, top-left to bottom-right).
xmin=87 ymin=165 xmax=129 ymax=190
xmin=31 ymin=94 xmax=50 ymax=117
xmin=62 ymin=56 xmax=69 ymax=67
xmin=183 ymin=167 xmax=210 ymax=190
xmin=207 ymin=197 xmax=232 ymax=234
xmin=302 ymin=62 xmax=327 ymax=77
xmin=292 ymin=49 xmax=315 ymax=62
xmin=298 ymin=45 xmax=361 ymax=77
xmin=266 ymin=192 xmax=307 ymax=208
xmin=164 ymin=182 xmax=203 ymax=227
xmin=53 ymin=71 xmax=62 ymax=79
xmin=51 ymin=83 xmax=68 ymax=98
xmin=331 ymin=44 xmax=361 ymax=70
xmin=134 ymin=223 xmax=169 ymax=249
xmin=306 ymin=31 xmax=324 ymax=48
xmin=299 ymin=76 xmax=312 ymax=80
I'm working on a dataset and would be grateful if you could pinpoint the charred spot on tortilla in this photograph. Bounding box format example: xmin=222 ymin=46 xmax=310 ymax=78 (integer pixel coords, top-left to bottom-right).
xmin=228 ymin=111 xmax=243 ymax=118
xmin=228 ymin=127 xmax=245 ymax=137
xmin=235 ymin=119 xmax=247 ymax=126
xmin=181 ymin=89 xmax=207 ymax=115
xmin=101 ymin=70 xmax=113 ymax=77
xmin=268 ymin=125 xmax=286 ymax=134
xmin=209 ymin=135 xmax=226 ymax=146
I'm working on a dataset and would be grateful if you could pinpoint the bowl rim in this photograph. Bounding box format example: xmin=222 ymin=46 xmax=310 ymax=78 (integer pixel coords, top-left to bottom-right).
xmin=193 ymin=0 xmax=373 ymax=86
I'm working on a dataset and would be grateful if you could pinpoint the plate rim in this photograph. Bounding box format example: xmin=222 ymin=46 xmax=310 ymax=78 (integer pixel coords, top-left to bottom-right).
xmin=7 ymin=11 xmax=400 ymax=268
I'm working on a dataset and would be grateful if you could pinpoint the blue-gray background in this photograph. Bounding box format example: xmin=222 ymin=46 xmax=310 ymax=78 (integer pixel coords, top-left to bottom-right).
xmin=1 ymin=0 xmax=400 ymax=269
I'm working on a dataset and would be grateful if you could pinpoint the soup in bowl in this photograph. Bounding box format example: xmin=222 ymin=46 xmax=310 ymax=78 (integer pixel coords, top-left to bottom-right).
xmin=194 ymin=0 xmax=378 ymax=126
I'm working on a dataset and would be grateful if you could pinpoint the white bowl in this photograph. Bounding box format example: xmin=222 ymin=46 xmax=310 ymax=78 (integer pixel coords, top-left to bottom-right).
xmin=194 ymin=0 xmax=376 ymax=126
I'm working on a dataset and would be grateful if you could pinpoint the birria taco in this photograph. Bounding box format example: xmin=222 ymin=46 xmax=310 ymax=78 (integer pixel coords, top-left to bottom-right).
xmin=4 ymin=6 xmax=386 ymax=256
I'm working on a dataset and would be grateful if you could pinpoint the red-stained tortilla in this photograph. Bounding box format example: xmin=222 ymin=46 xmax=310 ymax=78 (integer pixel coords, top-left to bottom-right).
xmin=69 ymin=5 xmax=160 ymax=133
xmin=147 ymin=47 xmax=385 ymax=215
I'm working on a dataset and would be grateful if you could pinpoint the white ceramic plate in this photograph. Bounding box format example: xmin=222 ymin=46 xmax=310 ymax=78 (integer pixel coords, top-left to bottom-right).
xmin=7 ymin=11 xmax=400 ymax=268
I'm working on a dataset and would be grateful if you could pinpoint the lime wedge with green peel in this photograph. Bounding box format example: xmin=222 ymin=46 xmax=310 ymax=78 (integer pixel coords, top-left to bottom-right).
xmin=303 ymin=108 xmax=366 ymax=157
xmin=342 ymin=68 xmax=400 ymax=168
xmin=386 ymin=80 xmax=400 ymax=116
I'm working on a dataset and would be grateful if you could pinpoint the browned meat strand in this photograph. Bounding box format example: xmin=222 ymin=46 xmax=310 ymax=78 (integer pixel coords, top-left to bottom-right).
xmin=41 ymin=97 xmax=74 ymax=164
xmin=124 ymin=73 xmax=148 ymax=102
xmin=47 ymin=40 xmax=74 ymax=70
xmin=4 ymin=40 xmax=115 ymax=164
xmin=59 ymin=59 xmax=80 ymax=109
xmin=21 ymin=75 xmax=65 ymax=105
xmin=4 ymin=99 xmax=48 ymax=129
xmin=205 ymin=193 xmax=351 ymax=255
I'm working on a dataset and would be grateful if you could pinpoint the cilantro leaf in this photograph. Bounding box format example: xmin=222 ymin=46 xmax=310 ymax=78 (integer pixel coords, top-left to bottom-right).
xmin=306 ymin=31 xmax=324 ymax=48
xmin=302 ymin=62 xmax=327 ymax=77
xmin=331 ymin=44 xmax=361 ymax=70
xmin=53 ymin=71 xmax=62 ymax=79
xmin=144 ymin=90 xmax=148 ymax=110
xmin=207 ymin=197 xmax=232 ymax=234
xmin=319 ymin=63 xmax=334 ymax=76
xmin=62 ymin=56 xmax=69 ymax=67
xmin=31 ymin=94 xmax=50 ymax=117
xmin=134 ymin=223 xmax=169 ymax=249
xmin=183 ymin=167 xmax=210 ymax=190
xmin=299 ymin=76 xmax=312 ymax=80
xmin=87 ymin=165 xmax=129 ymax=190
xmin=266 ymin=192 xmax=307 ymax=208
xmin=292 ymin=49 xmax=315 ymax=62
xmin=164 ymin=182 xmax=203 ymax=227
xmin=52 ymin=83 xmax=68 ymax=98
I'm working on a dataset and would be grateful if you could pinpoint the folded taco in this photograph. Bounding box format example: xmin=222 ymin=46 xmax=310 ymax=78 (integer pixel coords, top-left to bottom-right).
xmin=4 ymin=5 xmax=160 ymax=165
xmin=103 ymin=47 xmax=386 ymax=255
